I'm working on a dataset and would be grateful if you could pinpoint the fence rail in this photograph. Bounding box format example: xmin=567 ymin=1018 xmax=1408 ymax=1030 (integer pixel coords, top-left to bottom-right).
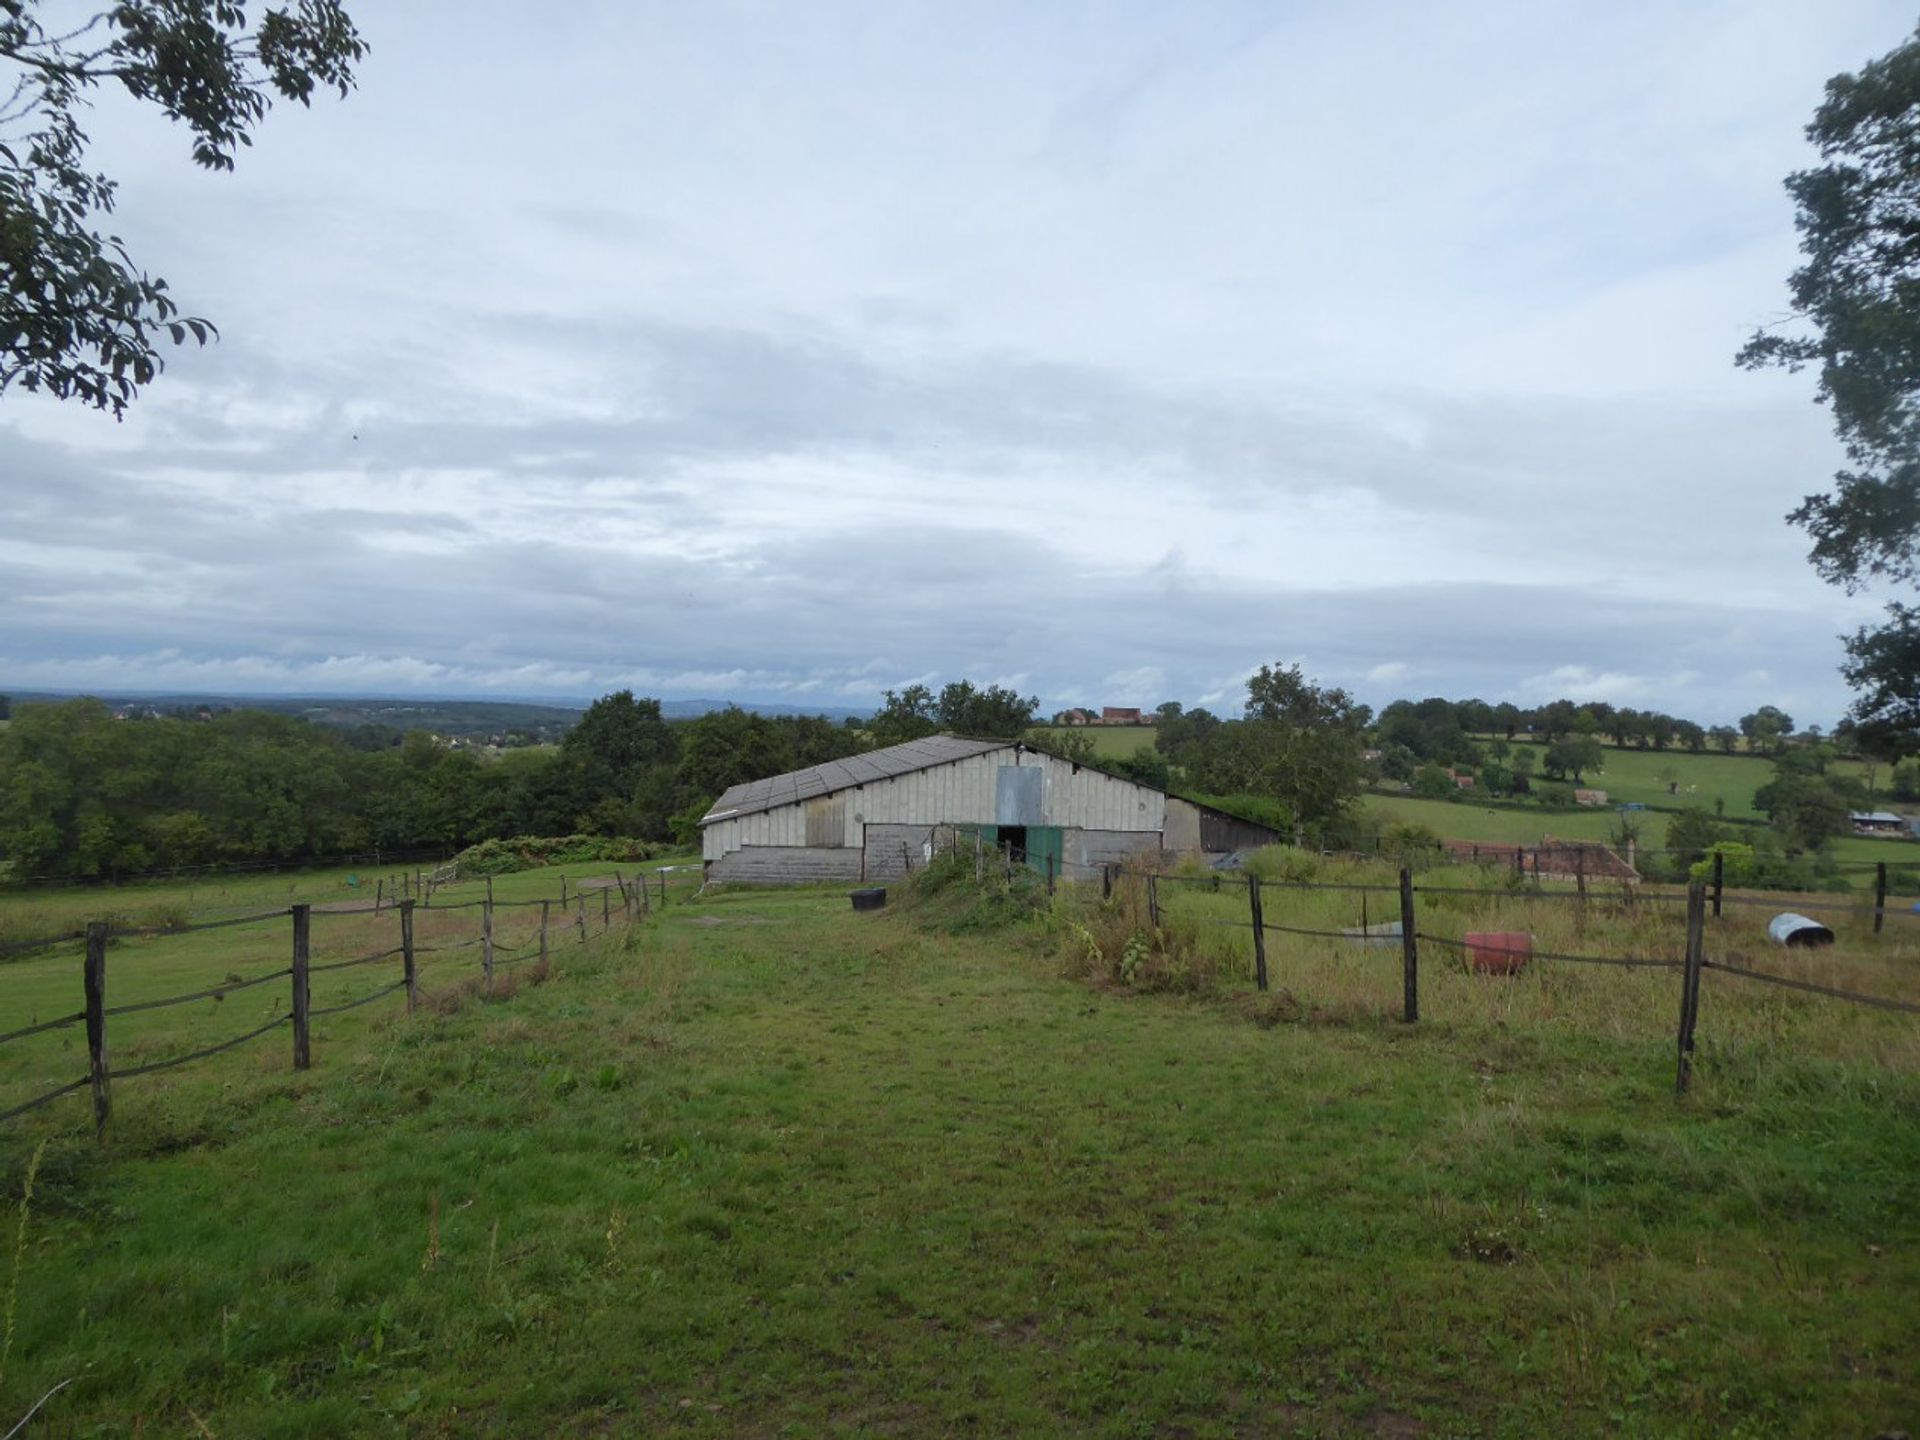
xmin=1 ymin=871 xmax=660 ymax=1137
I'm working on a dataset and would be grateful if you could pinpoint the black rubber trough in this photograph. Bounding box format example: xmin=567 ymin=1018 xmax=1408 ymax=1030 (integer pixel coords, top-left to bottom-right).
xmin=851 ymin=887 xmax=887 ymax=912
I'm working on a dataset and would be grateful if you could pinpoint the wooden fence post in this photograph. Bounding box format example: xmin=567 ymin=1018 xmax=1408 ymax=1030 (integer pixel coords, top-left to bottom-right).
xmin=1102 ymin=863 xmax=1113 ymax=901
xmin=576 ymin=896 xmax=588 ymax=942
xmin=615 ymin=870 xmax=629 ymax=920
xmin=639 ymin=875 xmax=651 ymax=916
xmin=602 ymin=884 xmax=612 ymax=930
xmin=401 ymin=899 xmax=417 ymax=1017
xmin=1248 ymin=873 xmax=1268 ymax=993
xmin=84 ymin=921 xmax=110 ymax=1138
xmin=561 ymin=873 xmax=568 ymax=905
xmin=1874 ymin=862 xmax=1888 ymax=936
xmin=1147 ymin=873 xmax=1161 ymax=928
xmin=1046 ymin=853 xmax=1056 ymax=897
xmin=1398 ymin=867 xmax=1418 ymax=1024
xmin=539 ymin=900 xmax=550 ymax=966
xmin=658 ymin=870 xmax=667 ymax=908
xmin=291 ymin=904 xmax=311 ymax=1070
xmin=1675 ymin=882 xmax=1706 ymax=1094
xmin=1574 ymin=848 xmax=1587 ymax=929
xmin=482 ymin=893 xmax=495 ymax=996
xmin=1711 ymin=851 xmax=1724 ymax=920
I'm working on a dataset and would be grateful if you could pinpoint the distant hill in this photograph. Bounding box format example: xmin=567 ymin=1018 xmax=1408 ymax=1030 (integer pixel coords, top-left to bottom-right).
xmin=0 ymin=690 xmax=870 ymax=736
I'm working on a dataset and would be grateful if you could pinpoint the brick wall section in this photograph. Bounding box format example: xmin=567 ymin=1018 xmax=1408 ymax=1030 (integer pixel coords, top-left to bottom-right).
xmin=708 ymin=846 xmax=863 ymax=886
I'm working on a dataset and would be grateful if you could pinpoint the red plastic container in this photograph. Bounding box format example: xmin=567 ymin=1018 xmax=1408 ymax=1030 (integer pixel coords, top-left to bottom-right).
xmin=1465 ymin=931 xmax=1531 ymax=976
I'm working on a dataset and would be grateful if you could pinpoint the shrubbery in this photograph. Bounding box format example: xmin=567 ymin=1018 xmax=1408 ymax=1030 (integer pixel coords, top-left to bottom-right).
xmin=453 ymin=835 xmax=660 ymax=877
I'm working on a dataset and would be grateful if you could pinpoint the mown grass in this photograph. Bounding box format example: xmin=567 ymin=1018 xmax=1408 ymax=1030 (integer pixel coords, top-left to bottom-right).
xmin=0 ymin=866 xmax=1915 ymax=1437
xmin=1033 ymin=724 xmax=1159 ymax=761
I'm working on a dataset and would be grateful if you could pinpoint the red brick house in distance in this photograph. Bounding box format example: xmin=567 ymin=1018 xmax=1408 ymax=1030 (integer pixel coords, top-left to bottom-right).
xmin=1101 ymin=707 xmax=1145 ymax=725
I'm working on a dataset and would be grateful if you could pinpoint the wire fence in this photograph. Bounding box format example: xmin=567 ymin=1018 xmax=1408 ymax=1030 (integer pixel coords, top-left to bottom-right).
xmin=933 ymin=830 xmax=1915 ymax=1090
xmin=0 ymin=869 xmax=673 ymax=1137
xmin=1081 ymin=858 xmax=1918 ymax=1091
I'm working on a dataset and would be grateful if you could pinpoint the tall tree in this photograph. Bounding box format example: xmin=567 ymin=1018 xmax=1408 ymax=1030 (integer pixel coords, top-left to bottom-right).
xmin=1740 ymin=23 xmax=1920 ymax=750
xmin=1 ymin=1 xmax=366 ymax=415
xmin=562 ymin=691 xmax=674 ymax=790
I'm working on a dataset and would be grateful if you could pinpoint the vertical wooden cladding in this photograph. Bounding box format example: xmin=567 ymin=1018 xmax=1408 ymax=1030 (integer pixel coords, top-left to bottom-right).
xmin=804 ymin=794 xmax=847 ymax=847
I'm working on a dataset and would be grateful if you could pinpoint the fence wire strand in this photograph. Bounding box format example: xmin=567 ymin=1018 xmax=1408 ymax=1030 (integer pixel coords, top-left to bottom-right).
xmin=0 ymin=1011 xmax=87 ymax=1046
xmin=114 ymin=907 xmax=292 ymax=939
xmin=114 ymin=1015 xmax=293 ymax=1079
xmin=307 ymin=947 xmax=402 ymax=976
xmin=1416 ymin=931 xmax=1683 ymax=970
xmin=308 ymin=979 xmax=408 ymax=1018
xmin=1703 ymin=959 xmax=1920 ymax=1014
xmin=0 ymin=1076 xmax=90 ymax=1124
xmin=102 ymin=966 xmax=294 ymax=1018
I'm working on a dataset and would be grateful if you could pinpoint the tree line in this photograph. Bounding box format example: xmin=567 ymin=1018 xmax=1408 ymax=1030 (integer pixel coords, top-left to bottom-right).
xmin=1 ymin=674 xmax=1905 ymax=884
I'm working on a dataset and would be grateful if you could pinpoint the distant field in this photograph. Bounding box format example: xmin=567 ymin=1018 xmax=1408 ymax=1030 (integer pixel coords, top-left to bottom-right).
xmin=1034 ymin=724 xmax=1159 ymax=761
xmin=1362 ymin=792 xmax=1918 ymax=887
xmin=1363 ymin=793 xmax=1644 ymax=847
xmin=1535 ymin=744 xmax=1887 ymax=819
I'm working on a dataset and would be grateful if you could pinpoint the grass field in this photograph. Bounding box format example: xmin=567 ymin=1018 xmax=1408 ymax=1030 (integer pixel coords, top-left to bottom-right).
xmin=1035 ymin=724 xmax=1159 ymax=761
xmin=1360 ymin=792 xmax=1920 ymax=892
xmin=1 ymin=860 xmax=1917 ymax=1436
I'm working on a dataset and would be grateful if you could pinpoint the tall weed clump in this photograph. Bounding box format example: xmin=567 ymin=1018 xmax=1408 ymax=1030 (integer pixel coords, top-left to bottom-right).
xmin=901 ymin=847 xmax=1051 ymax=934
xmin=1059 ymin=864 xmax=1227 ymax=994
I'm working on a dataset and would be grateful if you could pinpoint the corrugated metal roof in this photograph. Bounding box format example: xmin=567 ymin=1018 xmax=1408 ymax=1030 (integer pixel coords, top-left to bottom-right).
xmin=699 ymin=734 xmax=1014 ymax=825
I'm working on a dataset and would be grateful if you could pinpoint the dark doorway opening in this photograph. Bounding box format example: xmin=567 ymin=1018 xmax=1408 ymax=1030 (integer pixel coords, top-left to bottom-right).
xmin=998 ymin=825 xmax=1028 ymax=862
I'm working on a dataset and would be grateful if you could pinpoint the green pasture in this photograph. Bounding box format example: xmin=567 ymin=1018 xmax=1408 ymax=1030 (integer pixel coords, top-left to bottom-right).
xmin=1535 ymin=745 xmax=1887 ymax=819
xmin=1034 ymin=723 xmax=1158 ymax=761
xmin=1363 ymin=793 xmax=1645 ymax=847
xmin=0 ymin=860 xmax=1916 ymax=1436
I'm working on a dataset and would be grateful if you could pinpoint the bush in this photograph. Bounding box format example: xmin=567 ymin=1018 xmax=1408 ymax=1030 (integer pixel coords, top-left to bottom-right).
xmin=1686 ymin=839 xmax=1848 ymax=892
xmin=1380 ymin=821 xmax=1445 ymax=867
xmin=1242 ymin=845 xmax=1321 ymax=885
xmin=452 ymin=834 xmax=660 ymax=877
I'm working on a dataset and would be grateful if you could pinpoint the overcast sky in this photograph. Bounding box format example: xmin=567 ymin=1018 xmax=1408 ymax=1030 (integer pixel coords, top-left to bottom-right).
xmin=2 ymin=1 xmax=1912 ymax=724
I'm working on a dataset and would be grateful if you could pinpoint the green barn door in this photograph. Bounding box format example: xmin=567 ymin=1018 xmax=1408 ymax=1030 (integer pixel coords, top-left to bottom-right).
xmin=1025 ymin=826 xmax=1064 ymax=875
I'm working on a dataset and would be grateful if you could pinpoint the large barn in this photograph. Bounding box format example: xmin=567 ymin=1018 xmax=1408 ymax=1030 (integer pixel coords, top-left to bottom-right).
xmin=698 ymin=734 xmax=1279 ymax=885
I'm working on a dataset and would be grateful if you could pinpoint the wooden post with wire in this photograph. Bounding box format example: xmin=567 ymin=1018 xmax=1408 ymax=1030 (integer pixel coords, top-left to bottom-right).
xmin=1248 ymin=873 xmax=1268 ymax=992
xmin=291 ymin=904 xmax=311 ymax=1070
xmin=482 ymin=891 xmax=495 ymax=995
xmin=84 ymin=921 xmax=110 ymax=1138
xmin=401 ymin=899 xmax=417 ymax=1017
xmin=539 ymin=900 xmax=550 ymax=966
xmin=1874 ymin=862 xmax=1888 ymax=936
xmin=1398 ymin=868 xmax=1418 ymax=1024
xmin=1711 ymin=850 xmax=1724 ymax=919
xmin=1675 ymin=882 xmax=1707 ymax=1094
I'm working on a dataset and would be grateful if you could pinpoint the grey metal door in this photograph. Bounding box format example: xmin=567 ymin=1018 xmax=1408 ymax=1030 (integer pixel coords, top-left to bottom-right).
xmin=995 ymin=766 xmax=1043 ymax=826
